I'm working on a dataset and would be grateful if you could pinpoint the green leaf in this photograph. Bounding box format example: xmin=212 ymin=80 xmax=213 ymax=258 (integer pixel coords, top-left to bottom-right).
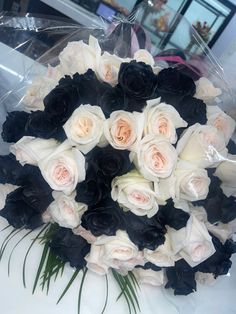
xmin=32 ymin=242 xmax=49 ymax=294
xmin=57 ymin=268 xmax=80 ymax=304
xmin=0 ymin=225 xmax=10 ymax=232
xmin=0 ymin=228 xmax=23 ymax=261
xmin=78 ymin=268 xmax=88 ymax=314
xmin=101 ymin=274 xmax=109 ymax=314
xmin=112 ymin=269 xmax=132 ymax=314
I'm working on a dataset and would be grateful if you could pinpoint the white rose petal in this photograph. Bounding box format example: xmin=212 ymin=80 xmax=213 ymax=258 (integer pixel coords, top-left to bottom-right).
xmin=206 ymin=221 xmax=234 ymax=244
xmin=46 ymin=192 xmax=87 ymax=229
xmin=194 ymin=77 xmax=221 ymax=102
xmin=111 ymin=170 xmax=165 ymax=218
xmin=73 ymin=225 xmax=97 ymax=244
xmin=135 ymin=135 xmax=177 ymax=181
xmin=207 ymin=105 xmax=235 ymax=144
xmin=85 ymin=245 xmax=109 ymax=275
xmin=168 ymin=215 xmax=216 ymax=267
xmin=104 ymin=110 xmax=144 ymax=151
xmin=214 ymin=154 xmax=236 ymax=197
xmin=177 ymin=123 xmax=227 ymax=168
xmin=97 ymin=52 xmax=123 ymax=86
xmin=134 ymin=49 xmax=155 ymax=66
xmin=10 ymin=136 xmax=59 ymax=166
xmin=195 ymin=272 xmax=216 ymax=285
xmin=38 ymin=141 xmax=85 ymax=195
xmin=0 ymin=184 xmax=19 ymax=210
xmin=133 ymin=268 xmax=165 ymax=286
xmin=63 ymin=105 xmax=106 ymax=154
xmin=144 ymin=99 xmax=187 ymax=143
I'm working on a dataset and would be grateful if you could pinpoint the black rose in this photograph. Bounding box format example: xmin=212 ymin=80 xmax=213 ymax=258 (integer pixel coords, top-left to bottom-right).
xmin=136 ymin=262 xmax=162 ymax=272
xmin=49 ymin=227 xmax=90 ymax=269
xmin=227 ymin=139 xmax=236 ymax=154
xmin=124 ymin=212 xmax=166 ymax=250
xmin=118 ymin=61 xmax=157 ymax=99
xmin=81 ymin=199 xmax=125 ymax=236
xmin=177 ymin=96 xmax=207 ymax=126
xmin=2 ymin=111 xmax=30 ymax=143
xmin=165 ymin=259 xmax=196 ymax=295
xmin=156 ymin=68 xmax=196 ymax=96
xmin=0 ymin=154 xmax=24 ymax=185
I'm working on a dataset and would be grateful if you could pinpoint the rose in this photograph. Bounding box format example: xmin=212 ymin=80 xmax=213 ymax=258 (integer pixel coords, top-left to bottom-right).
xmin=214 ymin=154 xmax=236 ymax=197
xmin=38 ymin=141 xmax=85 ymax=195
xmin=0 ymin=183 xmax=19 ymax=210
xmin=10 ymin=136 xmax=59 ymax=166
xmin=144 ymin=233 xmax=178 ymax=267
xmin=133 ymin=268 xmax=165 ymax=286
xmin=2 ymin=111 xmax=30 ymax=143
xmin=104 ymin=110 xmax=144 ymax=151
xmin=168 ymin=215 xmax=216 ymax=267
xmin=59 ymin=36 xmax=101 ymax=76
xmin=177 ymin=123 xmax=227 ymax=168
xmin=133 ymin=49 xmax=155 ymax=67
xmin=118 ymin=60 xmax=157 ymax=99
xmin=207 ymin=106 xmax=235 ymax=144
xmin=143 ymin=98 xmax=187 ymax=143
xmin=134 ymin=135 xmax=177 ymax=181
xmin=194 ymin=77 xmax=221 ymax=102
xmin=85 ymin=245 xmax=109 ymax=275
xmin=195 ymin=272 xmax=216 ymax=285
xmin=63 ymin=105 xmax=106 ymax=154
xmin=111 ymin=170 xmax=164 ymax=218
xmin=173 ymin=160 xmax=210 ymax=201
xmin=46 ymin=192 xmax=87 ymax=229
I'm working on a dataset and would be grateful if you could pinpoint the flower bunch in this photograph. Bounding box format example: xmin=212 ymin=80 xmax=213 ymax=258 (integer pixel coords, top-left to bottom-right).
xmin=0 ymin=35 xmax=236 ymax=298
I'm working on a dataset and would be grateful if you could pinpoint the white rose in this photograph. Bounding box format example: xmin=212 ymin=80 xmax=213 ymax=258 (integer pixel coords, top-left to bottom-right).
xmin=63 ymin=105 xmax=106 ymax=154
xmin=177 ymin=123 xmax=227 ymax=168
xmin=133 ymin=268 xmax=165 ymax=286
xmin=173 ymin=160 xmax=210 ymax=202
xmin=214 ymin=154 xmax=236 ymax=197
xmin=195 ymin=272 xmax=216 ymax=286
xmin=133 ymin=49 xmax=155 ymax=66
xmin=144 ymin=233 xmax=178 ymax=267
xmin=46 ymin=192 xmax=87 ymax=229
xmin=194 ymin=77 xmax=221 ymax=102
xmin=85 ymin=245 xmax=109 ymax=275
xmin=10 ymin=136 xmax=59 ymax=166
xmin=38 ymin=141 xmax=85 ymax=195
xmin=0 ymin=184 xmax=19 ymax=210
xmin=104 ymin=110 xmax=144 ymax=151
xmin=207 ymin=105 xmax=235 ymax=144
xmin=134 ymin=135 xmax=177 ymax=181
xmin=143 ymin=99 xmax=187 ymax=143
xmin=73 ymin=225 xmax=97 ymax=244
xmin=59 ymin=36 xmax=101 ymax=76
xmin=206 ymin=221 xmax=234 ymax=244
xmin=97 ymin=52 xmax=123 ymax=86
xmin=168 ymin=215 xmax=216 ymax=267
xmin=111 ymin=170 xmax=165 ymax=218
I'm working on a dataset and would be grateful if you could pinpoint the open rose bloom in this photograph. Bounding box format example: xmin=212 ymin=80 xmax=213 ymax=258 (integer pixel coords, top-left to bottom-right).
xmin=0 ymin=4 xmax=235 ymax=314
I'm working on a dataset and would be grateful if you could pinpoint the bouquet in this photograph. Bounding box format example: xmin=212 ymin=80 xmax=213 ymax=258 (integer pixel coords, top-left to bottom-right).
xmin=0 ymin=12 xmax=236 ymax=314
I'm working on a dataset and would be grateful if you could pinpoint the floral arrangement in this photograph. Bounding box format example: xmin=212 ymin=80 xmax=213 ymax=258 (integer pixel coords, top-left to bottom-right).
xmin=0 ymin=33 xmax=236 ymax=313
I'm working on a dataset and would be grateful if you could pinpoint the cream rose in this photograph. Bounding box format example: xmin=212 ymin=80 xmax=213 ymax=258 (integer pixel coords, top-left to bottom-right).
xmin=133 ymin=268 xmax=165 ymax=286
xmin=85 ymin=245 xmax=109 ymax=275
xmin=59 ymin=36 xmax=101 ymax=76
xmin=46 ymin=192 xmax=87 ymax=229
xmin=0 ymin=184 xmax=19 ymax=210
xmin=143 ymin=99 xmax=187 ymax=143
xmin=134 ymin=135 xmax=177 ymax=181
xmin=207 ymin=105 xmax=235 ymax=144
xmin=63 ymin=105 xmax=106 ymax=154
xmin=194 ymin=77 xmax=221 ymax=102
xmin=168 ymin=215 xmax=216 ymax=267
xmin=38 ymin=141 xmax=85 ymax=195
xmin=104 ymin=110 xmax=144 ymax=151
xmin=177 ymin=123 xmax=227 ymax=168
xmin=133 ymin=49 xmax=155 ymax=66
xmin=111 ymin=170 xmax=165 ymax=218
xmin=214 ymin=154 xmax=236 ymax=197
xmin=10 ymin=136 xmax=59 ymax=166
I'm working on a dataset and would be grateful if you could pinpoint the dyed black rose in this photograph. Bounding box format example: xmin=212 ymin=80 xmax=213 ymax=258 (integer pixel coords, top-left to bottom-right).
xmin=125 ymin=96 xmax=146 ymax=113
xmin=136 ymin=262 xmax=162 ymax=272
xmin=177 ymin=96 xmax=207 ymax=126
xmin=227 ymin=139 xmax=236 ymax=154
xmin=156 ymin=68 xmax=196 ymax=96
xmin=25 ymin=111 xmax=66 ymax=141
xmin=1 ymin=111 xmax=30 ymax=143
xmin=0 ymin=187 xmax=44 ymax=229
xmin=81 ymin=199 xmax=125 ymax=236
xmin=0 ymin=154 xmax=24 ymax=185
xmin=118 ymin=61 xmax=157 ymax=99
xmin=49 ymin=227 xmax=90 ymax=269
xmin=124 ymin=212 xmax=166 ymax=250
xmin=157 ymin=200 xmax=190 ymax=230
xmin=165 ymin=259 xmax=196 ymax=295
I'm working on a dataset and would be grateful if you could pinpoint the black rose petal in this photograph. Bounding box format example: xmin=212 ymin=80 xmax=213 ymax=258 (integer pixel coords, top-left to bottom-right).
xmin=177 ymin=96 xmax=207 ymax=126
xmin=165 ymin=259 xmax=196 ymax=296
xmin=0 ymin=154 xmax=24 ymax=185
xmin=124 ymin=211 xmax=166 ymax=250
xmin=81 ymin=199 xmax=125 ymax=236
xmin=136 ymin=262 xmax=162 ymax=272
xmin=227 ymin=139 xmax=236 ymax=154
xmin=221 ymin=196 xmax=236 ymax=224
xmin=1 ymin=111 xmax=30 ymax=143
xmin=49 ymin=227 xmax=90 ymax=269
xmin=156 ymin=68 xmax=196 ymax=97
xmin=157 ymin=200 xmax=190 ymax=230
xmin=118 ymin=61 xmax=157 ymax=100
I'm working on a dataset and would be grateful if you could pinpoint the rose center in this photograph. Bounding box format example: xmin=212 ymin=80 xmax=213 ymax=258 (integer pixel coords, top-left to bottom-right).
xmin=114 ymin=119 xmax=132 ymax=145
xmin=149 ymin=147 xmax=166 ymax=171
xmin=53 ymin=164 xmax=70 ymax=185
xmin=103 ymin=64 xmax=113 ymax=81
xmin=157 ymin=117 xmax=169 ymax=135
xmin=76 ymin=117 xmax=93 ymax=138
xmin=214 ymin=116 xmax=224 ymax=132
xmin=130 ymin=191 xmax=149 ymax=205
